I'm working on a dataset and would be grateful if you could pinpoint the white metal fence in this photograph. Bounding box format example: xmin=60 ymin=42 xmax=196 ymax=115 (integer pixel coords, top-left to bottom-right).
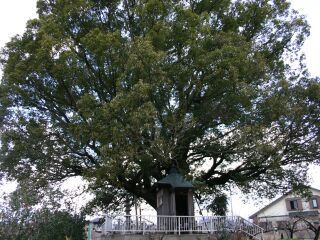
xmin=100 ymin=215 xmax=264 ymax=239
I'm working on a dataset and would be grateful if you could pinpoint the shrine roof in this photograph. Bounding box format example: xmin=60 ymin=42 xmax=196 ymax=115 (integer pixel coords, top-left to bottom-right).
xmin=155 ymin=167 xmax=194 ymax=189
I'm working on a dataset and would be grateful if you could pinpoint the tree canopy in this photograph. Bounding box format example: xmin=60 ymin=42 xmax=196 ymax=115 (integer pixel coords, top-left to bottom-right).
xmin=0 ymin=0 xmax=319 ymax=210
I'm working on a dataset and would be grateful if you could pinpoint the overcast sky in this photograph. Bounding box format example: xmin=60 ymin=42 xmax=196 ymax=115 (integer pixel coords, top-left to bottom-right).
xmin=0 ymin=0 xmax=319 ymax=218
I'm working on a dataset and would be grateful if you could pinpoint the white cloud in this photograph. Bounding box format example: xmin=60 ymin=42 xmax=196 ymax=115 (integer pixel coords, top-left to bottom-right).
xmin=290 ymin=0 xmax=320 ymax=77
xmin=0 ymin=0 xmax=37 ymax=48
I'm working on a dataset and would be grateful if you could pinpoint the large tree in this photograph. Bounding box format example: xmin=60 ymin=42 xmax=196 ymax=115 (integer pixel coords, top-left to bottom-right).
xmin=0 ymin=0 xmax=319 ymax=210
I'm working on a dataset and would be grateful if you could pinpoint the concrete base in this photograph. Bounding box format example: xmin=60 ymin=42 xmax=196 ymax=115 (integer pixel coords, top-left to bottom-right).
xmin=102 ymin=234 xmax=213 ymax=240
xmin=99 ymin=233 xmax=249 ymax=240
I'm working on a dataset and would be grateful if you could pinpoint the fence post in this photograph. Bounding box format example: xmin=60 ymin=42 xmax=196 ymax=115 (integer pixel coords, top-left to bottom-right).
xmin=143 ymin=221 xmax=145 ymax=235
xmin=178 ymin=216 xmax=180 ymax=235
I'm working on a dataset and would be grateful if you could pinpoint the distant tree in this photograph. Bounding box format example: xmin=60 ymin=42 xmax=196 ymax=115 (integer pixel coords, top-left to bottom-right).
xmin=272 ymin=215 xmax=320 ymax=240
xmin=0 ymin=182 xmax=85 ymax=240
xmin=0 ymin=0 xmax=319 ymax=210
xmin=295 ymin=216 xmax=320 ymax=240
xmin=206 ymin=193 xmax=228 ymax=216
xmin=277 ymin=218 xmax=301 ymax=239
xmin=30 ymin=209 xmax=85 ymax=240
xmin=0 ymin=181 xmax=44 ymax=239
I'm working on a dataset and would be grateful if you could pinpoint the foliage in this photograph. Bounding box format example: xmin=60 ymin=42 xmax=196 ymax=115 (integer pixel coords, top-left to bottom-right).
xmin=29 ymin=210 xmax=85 ymax=240
xmin=0 ymin=182 xmax=85 ymax=240
xmin=0 ymin=0 xmax=319 ymax=209
xmin=206 ymin=193 xmax=228 ymax=216
xmin=216 ymin=231 xmax=231 ymax=240
xmin=0 ymin=209 xmax=85 ymax=240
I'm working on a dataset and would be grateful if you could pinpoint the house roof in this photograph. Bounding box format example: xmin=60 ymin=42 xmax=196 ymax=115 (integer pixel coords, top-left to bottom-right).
xmin=249 ymin=187 xmax=320 ymax=219
xmin=155 ymin=167 xmax=194 ymax=189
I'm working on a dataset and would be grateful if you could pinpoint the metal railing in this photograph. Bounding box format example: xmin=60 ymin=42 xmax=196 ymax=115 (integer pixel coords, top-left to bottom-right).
xmin=101 ymin=215 xmax=264 ymax=240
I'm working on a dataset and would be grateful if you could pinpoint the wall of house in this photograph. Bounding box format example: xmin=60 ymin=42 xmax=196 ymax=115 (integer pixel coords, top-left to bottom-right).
xmin=257 ymin=197 xmax=287 ymax=220
xmin=256 ymin=188 xmax=320 ymax=221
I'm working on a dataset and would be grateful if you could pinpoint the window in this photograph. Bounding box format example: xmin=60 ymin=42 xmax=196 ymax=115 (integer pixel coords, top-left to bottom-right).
xmin=312 ymin=199 xmax=318 ymax=208
xmin=286 ymin=198 xmax=302 ymax=211
xmin=290 ymin=200 xmax=299 ymax=210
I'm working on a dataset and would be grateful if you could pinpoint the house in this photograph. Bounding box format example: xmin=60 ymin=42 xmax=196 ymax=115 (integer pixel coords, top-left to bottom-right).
xmin=250 ymin=187 xmax=320 ymax=239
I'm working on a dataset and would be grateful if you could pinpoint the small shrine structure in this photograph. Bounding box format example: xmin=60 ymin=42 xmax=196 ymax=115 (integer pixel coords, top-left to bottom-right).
xmin=97 ymin=167 xmax=264 ymax=239
xmin=154 ymin=167 xmax=194 ymax=216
